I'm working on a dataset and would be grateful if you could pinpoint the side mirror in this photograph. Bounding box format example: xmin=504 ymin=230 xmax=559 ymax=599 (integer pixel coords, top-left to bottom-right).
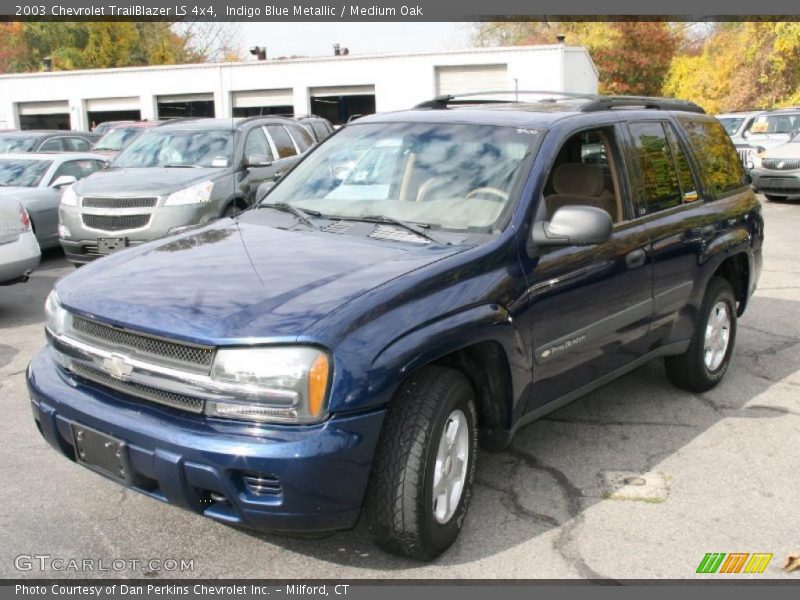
xmin=51 ymin=175 xmax=77 ymax=189
xmin=532 ymin=205 xmax=613 ymax=247
xmin=243 ymin=154 xmax=272 ymax=168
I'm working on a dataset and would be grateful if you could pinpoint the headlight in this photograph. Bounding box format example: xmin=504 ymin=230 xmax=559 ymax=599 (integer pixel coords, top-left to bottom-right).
xmin=163 ymin=181 xmax=214 ymax=206
xmin=44 ymin=291 xmax=71 ymax=337
xmin=206 ymin=347 xmax=331 ymax=424
xmin=61 ymin=186 xmax=79 ymax=206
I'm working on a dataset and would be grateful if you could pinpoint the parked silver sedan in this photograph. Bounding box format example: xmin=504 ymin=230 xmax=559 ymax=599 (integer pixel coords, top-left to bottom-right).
xmin=0 ymin=200 xmax=40 ymax=285
xmin=0 ymin=153 xmax=108 ymax=249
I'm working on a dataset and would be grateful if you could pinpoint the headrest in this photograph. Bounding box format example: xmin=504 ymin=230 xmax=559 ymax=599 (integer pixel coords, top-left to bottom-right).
xmin=552 ymin=163 xmax=605 ymax=197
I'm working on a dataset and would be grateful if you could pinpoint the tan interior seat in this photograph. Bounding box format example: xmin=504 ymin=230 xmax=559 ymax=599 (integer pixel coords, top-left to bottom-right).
xmin=545 ymin=163 xmax=618 ymax=221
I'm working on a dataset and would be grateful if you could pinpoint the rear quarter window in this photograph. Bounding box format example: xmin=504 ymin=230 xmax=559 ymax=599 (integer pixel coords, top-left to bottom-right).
xmin=678 ymin=117 xmax=747 ymax=199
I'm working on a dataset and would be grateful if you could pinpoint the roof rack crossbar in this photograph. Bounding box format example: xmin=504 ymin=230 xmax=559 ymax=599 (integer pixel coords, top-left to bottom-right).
xmin=414 ymin=90 xmax=599 ymax=109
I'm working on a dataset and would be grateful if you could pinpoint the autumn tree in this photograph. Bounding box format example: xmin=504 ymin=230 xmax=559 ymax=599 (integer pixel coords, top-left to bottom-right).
xmin=473 ymin=21 xmax=679 ymax=96
xmin=664 ymin=22 xmax=800 ymax=113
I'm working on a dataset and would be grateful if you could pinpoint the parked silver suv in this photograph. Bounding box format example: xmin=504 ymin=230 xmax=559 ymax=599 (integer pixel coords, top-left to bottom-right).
xmin=59 ymin=117 xmax=314 ymax=265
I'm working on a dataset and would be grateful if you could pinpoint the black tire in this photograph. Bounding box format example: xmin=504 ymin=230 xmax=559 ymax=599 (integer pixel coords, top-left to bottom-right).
xmin=665 ymin=277 xmax=737 ymax=392
xmin=366 ymin=366 xmax=478 ymax=561
xmin=764 ymin=194 xmax=787 ymax=202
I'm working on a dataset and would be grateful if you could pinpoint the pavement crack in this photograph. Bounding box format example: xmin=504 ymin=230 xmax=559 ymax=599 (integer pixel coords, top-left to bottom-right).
xmin=542 ymin=416 xmax=698 ymax=429
xmin=505 ymin=445 xmax=618 ymax=582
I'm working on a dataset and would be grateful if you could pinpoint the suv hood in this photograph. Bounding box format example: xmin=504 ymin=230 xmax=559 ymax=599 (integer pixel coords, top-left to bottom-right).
xmin=74 ymin=167 xmax=223 ymax=196
xmin=761 ymin=142 xmax=800 ymax=159
xmin=57 ymin=217 xmax=463 ymax=344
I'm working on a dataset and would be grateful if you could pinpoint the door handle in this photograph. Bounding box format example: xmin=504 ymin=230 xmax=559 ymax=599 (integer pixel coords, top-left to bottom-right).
xmin=625 ymin=248 xmax=647 ymax=269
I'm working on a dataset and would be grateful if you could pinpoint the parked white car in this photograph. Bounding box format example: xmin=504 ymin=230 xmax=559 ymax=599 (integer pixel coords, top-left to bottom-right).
xmin=0 ymin=200 xmax=40 ymax=286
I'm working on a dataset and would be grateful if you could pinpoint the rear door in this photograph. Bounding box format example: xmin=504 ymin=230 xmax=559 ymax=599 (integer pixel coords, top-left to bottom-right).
xmin=265 ymin=124 xmax=301 ymax=177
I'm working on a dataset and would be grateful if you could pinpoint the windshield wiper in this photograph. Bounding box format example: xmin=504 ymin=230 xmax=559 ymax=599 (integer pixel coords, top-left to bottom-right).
xmin=344 ymin=215 xmax=447 ymax=245
xmin=259 ymin=202 xmax=321 ymax=230
xmin=162 ymin=163 xmax=202 ymax=168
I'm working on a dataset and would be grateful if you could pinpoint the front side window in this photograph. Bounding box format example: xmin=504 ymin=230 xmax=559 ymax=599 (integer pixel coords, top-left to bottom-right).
xmin=0 ymin=159 xmax=52 ymax=187
xmin=244 ymin=127 xmax=274 ymax=162
xmin=65 ymin=137 xmax=91 ymax=151
xmin=38 ymin=138 xmax=64 ymax=152
xmin=679 ymin=117 xmax=747 ymax=198
xmin=52 ymin=159 xmax=101 ymax=182
xmin=264 ymin=122 xmax=541 ymax=232
xmin=113 ymin=129 xmax=234 ymax=168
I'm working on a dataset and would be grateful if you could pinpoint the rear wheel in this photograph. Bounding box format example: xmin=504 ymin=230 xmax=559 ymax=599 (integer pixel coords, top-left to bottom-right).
xmin=665 ymin=277 xmax=737 ymax=392
xmin=366 ymin=366 xmax=477 ymax=561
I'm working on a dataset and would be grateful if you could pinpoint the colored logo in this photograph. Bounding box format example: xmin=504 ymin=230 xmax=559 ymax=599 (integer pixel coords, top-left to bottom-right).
xmin=696 ymin=552 xmax=773 ymax=574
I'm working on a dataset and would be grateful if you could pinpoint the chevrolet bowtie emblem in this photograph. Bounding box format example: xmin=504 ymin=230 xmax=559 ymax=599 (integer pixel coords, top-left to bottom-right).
xmin=777 ymin=161 xmax=786 ymax=169
xmin=101 ymin=354 xmax=133 ymax=381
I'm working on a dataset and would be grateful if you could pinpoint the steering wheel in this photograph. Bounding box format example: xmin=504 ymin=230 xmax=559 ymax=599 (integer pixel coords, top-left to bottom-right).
xmin=465 ymin=187 xmax=509 ymax=202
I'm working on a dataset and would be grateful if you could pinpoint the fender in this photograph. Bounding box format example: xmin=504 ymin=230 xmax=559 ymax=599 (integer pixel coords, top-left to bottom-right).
xmin=694 ymin=227 xmax=752 ymax=306
xmin=362 ymin=303 xmax=531 ymax=426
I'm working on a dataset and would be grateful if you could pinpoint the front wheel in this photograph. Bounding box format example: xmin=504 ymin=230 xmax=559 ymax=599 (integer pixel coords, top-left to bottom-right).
xmin=665 ymin=277 xmax=737 ymax=392
xmin=366 ymin=366 xmax=478 ymax=561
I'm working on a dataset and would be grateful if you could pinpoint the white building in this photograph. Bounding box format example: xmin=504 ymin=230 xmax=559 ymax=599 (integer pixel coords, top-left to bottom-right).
xmin=0 ymin=44 xmax=598 ymax=130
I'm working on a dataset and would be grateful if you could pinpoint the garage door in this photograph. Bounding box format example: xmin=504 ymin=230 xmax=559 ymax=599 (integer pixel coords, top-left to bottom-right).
xmin=85 ymin=97 xmax=140 ymax=112
xmin=17 ymin=100 xmax=69 ymax=115
xmin=310 ymin=85 xmax=375 ymax=98
xmin=435 ymin=64 xmax=508 ymax=96
xmin=158 ymin=93 xmax=214 ymax=104
xmin=232 ymin=89 xmax=293 ymax=109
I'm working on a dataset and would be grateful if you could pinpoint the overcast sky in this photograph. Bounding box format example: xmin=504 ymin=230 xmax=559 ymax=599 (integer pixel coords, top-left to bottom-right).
xmin=239 ymin=22 xmax=473 ymax=58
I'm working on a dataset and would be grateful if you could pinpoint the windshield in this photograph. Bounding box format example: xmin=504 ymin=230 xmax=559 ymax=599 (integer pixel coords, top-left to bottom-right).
xmin=94 ymin=127 xmax=144 ymax=151
xmin=113 ymin=129 xmax=234 ymax=168
xmin=749 ymin=114 xmax=800 ymax=136
xmin=717 ymin=117 xmax=744 ymax=136
xmin=264 ymin=122 xmax=541 ymax=231
xmin=0 ymin=135 xmax=38 ymax=153
xmin=0 ymin=159 xmax=51 ymax=187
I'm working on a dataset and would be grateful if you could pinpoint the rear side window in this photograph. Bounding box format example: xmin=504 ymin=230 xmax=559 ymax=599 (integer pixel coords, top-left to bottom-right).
xmin=310 ymin=122 xmax=330 ymax=141
xmin=629 ymin=122 xmax=682 ymax=212
xmin=266 ymin=125 xmax=296 ymax=159
xmin=286 ymin=123 xmax=314 ymax=152
xmin=678 ymin=118 xmax=747 ymax=198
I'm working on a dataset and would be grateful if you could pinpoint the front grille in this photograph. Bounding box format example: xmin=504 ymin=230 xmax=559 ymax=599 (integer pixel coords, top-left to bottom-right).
xmin=760 ymin=158 xmax=800 ymax=171
xmin=82 ymin=214 xmax=150 ymax=231
xmin=72 ymin=316 xmax=215 ymax=371
xmin=242 ymin=473 xmax=282 ymax=496
xmin=737 ymin=148 xmax=749 ymax=165
xmin=70 ymin=361 xmax=204 ymax=414
xmin=82 ymin=196 xmax=158 ymax=209
xmin=756 ymin=177 xmax=800 ymax=194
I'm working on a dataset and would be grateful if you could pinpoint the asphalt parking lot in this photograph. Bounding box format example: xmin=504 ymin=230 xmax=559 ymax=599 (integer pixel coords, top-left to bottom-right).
xmin=1 ymin=197 xmax=798 ymax=580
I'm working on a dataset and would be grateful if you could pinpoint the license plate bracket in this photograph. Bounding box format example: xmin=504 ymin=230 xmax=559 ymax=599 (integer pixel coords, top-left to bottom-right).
xmin=97 ymin=237 xmax=127 ymax=255
xmin=71 ymin=423 xmax=132 ymax=484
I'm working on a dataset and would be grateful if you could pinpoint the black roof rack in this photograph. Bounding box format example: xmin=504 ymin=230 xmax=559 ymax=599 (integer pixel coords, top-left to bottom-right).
xmin=579 ymin=95 xmax=705 ymax=114
xmin=414 ymin=91 xmax=705 ymax=114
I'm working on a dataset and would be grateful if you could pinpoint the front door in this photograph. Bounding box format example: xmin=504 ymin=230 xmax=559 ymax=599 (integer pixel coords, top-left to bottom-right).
xmin=518 ymin=124 xmax=653 ymax=412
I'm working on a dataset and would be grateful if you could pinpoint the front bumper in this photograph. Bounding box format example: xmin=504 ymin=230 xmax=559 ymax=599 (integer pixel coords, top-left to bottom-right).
xmin=750 ymin=168 xmax=800 ymax=197
xmin=27 ymin=347 xmax=385 ymax=534
xmin=59 ymin=202 xmax=222 ymax=264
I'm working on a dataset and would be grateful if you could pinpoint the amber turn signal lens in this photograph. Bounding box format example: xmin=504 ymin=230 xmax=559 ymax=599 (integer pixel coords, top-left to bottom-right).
xmin=307 ymin=353 xmax=330 ymax=418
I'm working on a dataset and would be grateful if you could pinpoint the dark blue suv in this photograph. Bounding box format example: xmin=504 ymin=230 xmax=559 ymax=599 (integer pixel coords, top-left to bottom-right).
xmin=28 ymin=93 xmax=763 ymax=560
